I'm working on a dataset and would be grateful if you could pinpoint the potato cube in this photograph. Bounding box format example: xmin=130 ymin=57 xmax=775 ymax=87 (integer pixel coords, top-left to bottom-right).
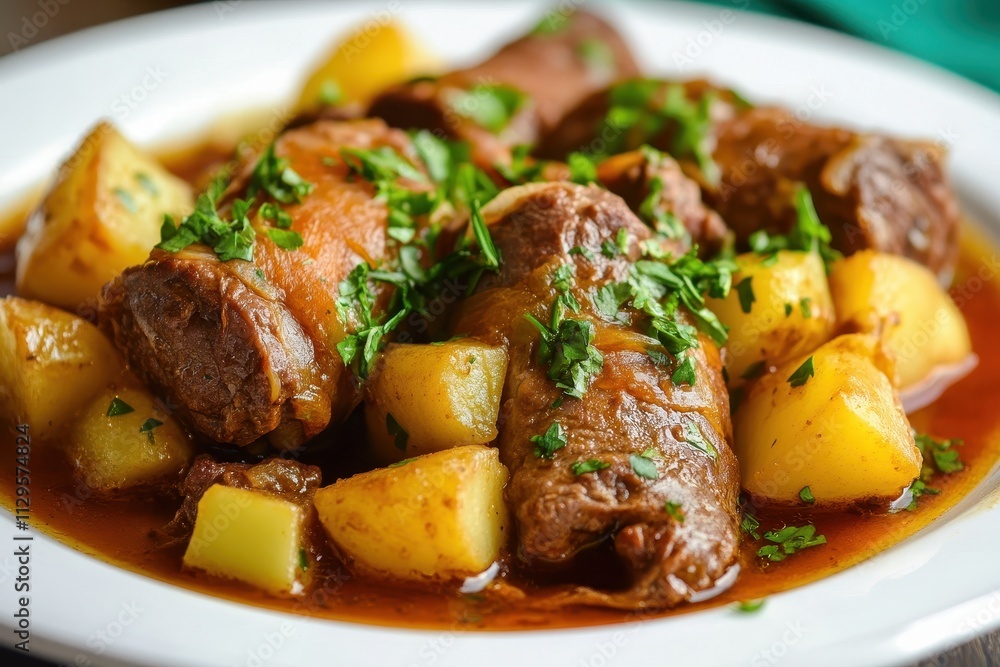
xmin=184 ymin=485 xmax=305 ymax=595
xmin=16 ymin=122 xmax=193 ymax=310
xmin=296 ymin=20 xmax=439 ymax=111
xmin=70 ymin=383 xmax=193 ymax=492
xmin=707 ymin=250 xmax=834 ymax=386
xmin=364 ymin=340 xmax=507 ymax=463
xmin=313 ymin=445 xmax=509 ymax=583
xmin=828 ymin=250 xmax=972 ymax=390
xmin=734 ymin=334 xmax=920 ymax=509
xmin=0 ymin=297 xmax=123 ymax=440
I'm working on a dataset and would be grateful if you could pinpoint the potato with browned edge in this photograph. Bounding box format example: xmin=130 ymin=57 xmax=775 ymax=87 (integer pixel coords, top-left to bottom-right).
xmin=0 ymin=297 xmax=122 ymax=440
xmin=16 ymin=122 xmax=193 ymax=310
xmin=707 ymin=250 xmax=834 ymax=386
xmin=734 ymin=334 xmax=920 ymax=509
xmin=364 ymin=340 xmax=508 ymax=463
xmin=828 ymin=250 xmax=972 ymax=391
xmin=314 ymin=445 xmax=508 ymax=583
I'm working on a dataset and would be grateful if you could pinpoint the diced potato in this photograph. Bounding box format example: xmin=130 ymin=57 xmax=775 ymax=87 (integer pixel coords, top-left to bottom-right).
xmin=16 ymin=122 xmax=193 ymax=310
xmin=733 ymin=334 xmax=920 ymax=508
xmin=0 ymin=297 xmax=123 ymax=440
xmin=314 ymin=445 xmax=509 ymax=583
xmin=295 ymin=19 xmax=439 ymax=111
xmin=69 ymin=382 xmax=193 ymax=492
xmin=364 ymin=340 xmax=508 ymax=463
xmin=184 ymin=485 xmax=306 ymax=595
xmin=828 ymin=250 xmax=972 ymax=390
xmin=707 ymin=250 xmax=834 ymax=385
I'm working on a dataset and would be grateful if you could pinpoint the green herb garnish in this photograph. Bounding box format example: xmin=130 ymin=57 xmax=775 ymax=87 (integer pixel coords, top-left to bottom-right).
xmin=106 ymin=397 xmax=134 ymax=417
xmin=787 ymin=356 xmax=815 ymax=387
xmin=531 ymin=421 xmax=568 ymax=459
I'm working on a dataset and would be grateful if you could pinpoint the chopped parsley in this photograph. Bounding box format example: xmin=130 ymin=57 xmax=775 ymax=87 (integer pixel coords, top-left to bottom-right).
xmin=577 ymin=38 xmax=616 ymax=73
xmin=784 ymin=302 xmax=793 ymax=317
xmin=450 ymin=84 xmax=526 ymax=134
xmin=665 ymin=501 xmax=685 ymax=522
xmin=525 ymin=312 xmax=604 ymax=399
xmin=907 ymin=433 xmax=965 ymax=510
xmin=571 ymin=459 xmax=610 ymax=476
xmin=389 ymin=457 xmax=417 ymax=468
xmin=799 ymin=297 xmax=812 ymax=319
xmin=733 ymin=599 xmax=766 ymax=613
xmin=318 ymin=79 xmax=343 ymax=106
xmin=248 ymin=144 xmax=315 ymax=204
xmin=637 ymin=147 xmax=689 ymax=240
xmin=683 ymin=420 xmax=718 ymax=461
xmin=106 ymin=397 xmax=134 ymax=417
xmin=113 ymin=187 xmax=138 ymax=213
xmin=735 ymin=276 xmax=755 ymax=314
xmin=748 ymin=184 xmax=841 ymax=269
xmin=740 ymin=511 xmax=761 ymax=540
xmin=798 ymin=486 xmax=815 ymax=504
xmin=136 ymin=172 xmax=158 ymax=196
xmin=757 ymin=524 xmax=826 ymax=562
xmin=139 ymin=417 xmax=163 ymax=443
xmin=298 ymin=547 xmax=310 ymax=571
xmin=598 ymin=80 xmax=720 ymax=184
xmin=787 ymin=356 xmax=815 ymax=387
xmin=567 ymin=152 xmax=599 ymax=185
xmin=671 ymin=353 xmax=697 ymax=386
xmin=531 ymin=421 xmax=568 ymax=459
xmin=629 ymin=452 xmax=659 ymax=480
xmin=569 ymin=245 xmax=595 ymax=260
xmin=386 ymin=412 xmax=408 ymax=452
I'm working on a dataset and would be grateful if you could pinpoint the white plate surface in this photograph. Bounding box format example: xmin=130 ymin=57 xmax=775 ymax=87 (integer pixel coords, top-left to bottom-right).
xmin=2 ymin=2 xmax=1000 ymax=666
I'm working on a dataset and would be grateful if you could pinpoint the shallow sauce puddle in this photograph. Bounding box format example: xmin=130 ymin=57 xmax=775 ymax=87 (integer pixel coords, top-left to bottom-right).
xmin=1 ymin=145 xmax=999 ymax=630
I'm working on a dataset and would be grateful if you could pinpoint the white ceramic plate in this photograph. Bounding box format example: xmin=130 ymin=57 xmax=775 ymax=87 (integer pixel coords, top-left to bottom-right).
xmin=3 ymin=2 xmax=1000 ymax=666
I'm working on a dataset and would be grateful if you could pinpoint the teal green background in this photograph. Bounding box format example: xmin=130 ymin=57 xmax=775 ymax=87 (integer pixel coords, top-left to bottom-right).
xmin=696 ymin=0 xmax=1000 ymax=92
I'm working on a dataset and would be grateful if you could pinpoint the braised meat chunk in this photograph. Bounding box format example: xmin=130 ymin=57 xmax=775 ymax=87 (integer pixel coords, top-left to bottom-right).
xmin=538 ymin=79 xmax=961 ymax=277
xmin=368 ymin=9 xmax=640 ymax=166
xmin=450 ymin=183 xmax=741 ymax=608
xmin=100 ymin=119 xmax=422 ymax=448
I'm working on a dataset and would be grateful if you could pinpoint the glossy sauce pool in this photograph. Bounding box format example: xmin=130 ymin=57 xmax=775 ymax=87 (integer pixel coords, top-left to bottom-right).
xmin=1 ymin=144 xmax=999 ymax=630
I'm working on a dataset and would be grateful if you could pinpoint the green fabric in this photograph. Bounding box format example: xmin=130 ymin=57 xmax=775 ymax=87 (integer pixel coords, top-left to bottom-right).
xmin=692 ymin=0 xmax=1000 ymax=92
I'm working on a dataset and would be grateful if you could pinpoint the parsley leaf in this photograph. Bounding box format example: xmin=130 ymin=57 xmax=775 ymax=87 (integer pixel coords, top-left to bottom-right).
xmin=748 ymin=184 xmax=841 ymax=269
xmin=629 ymin=452 xmax=659 ymax=480
xmin=740 ymin=511 xmax=761 ymax=540
xmin=248 ymin=144 xmax=314 ymax=205
xmin=567 ymin=152 xmax=599 ymax=185
xmin=735 ymin=276 xmax=755 ymax=314
xmin=571 ymin=459 xmax=609 ymax=476
xmin=386 ymin=413 xmax=409 ymax=452
xmin=671 ymin=353 xmax=697 ymax=386
xmin=451 ymin=84 xmax=526 ymax=134
xmin=139 ymin=417 xmax=163 ymax=443
xmin=799 ymin=486 xmax=815 ymax=504
xmin=531 ymin=421 xmax=567 ymax=459
xmin=665 ymin=501 xmax=685 ymax=522
xmin=787 ymin=356 xmax=815 ymax=387
xmin=733 ymin=599 xmax=766 ymax=613
xmin=757 ymin=524 xmax=826 ymax=562
xmin=683 ymin=421 xmax=717 ymax=460
xmin=106 ymin=397 xmax=134 ymax=417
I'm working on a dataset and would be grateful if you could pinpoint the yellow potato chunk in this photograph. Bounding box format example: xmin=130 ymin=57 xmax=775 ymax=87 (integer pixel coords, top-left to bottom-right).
xmin=184 ymin=485 xmax=305 ymax=595
xmin=734 ymin=334 xmax=920 ymax=508
xmin=16 ymin=122 xmax=193 ymax=310
xmin=707 ymin=250 xmax=834 ymax=385
xmin=296 ymin=19 xmax=439 ymax=111
xmin=364 ymin=340 xmax=508 ymax=463
xmin=314 ymin=445 xmax=509 ymax=583
xmin=0 ymin=297 xmax=122 ymax=440
xmin=828 ymin=250 xmax=972 ymax=390
xmin=69 ymin=383 xmax=193 ymax=492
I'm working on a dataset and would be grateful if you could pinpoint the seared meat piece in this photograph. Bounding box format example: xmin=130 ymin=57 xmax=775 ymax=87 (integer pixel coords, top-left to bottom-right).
xmin=100 ymin=119 xmax=420 ymax=448
xmin=368 ymin=9 xmax=640 ymax=166
xmin=711 ymin=106 xmax=960 ymax=277
xmin=450 ymin=183 xmax=740 ymax=609
xmin=538 ymin=79 xmax=961 ymax=276
xmin=596 ymin=149 xmax=728 ymax=255
xmin=158 ymin=454 xmax=322 ymax=546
